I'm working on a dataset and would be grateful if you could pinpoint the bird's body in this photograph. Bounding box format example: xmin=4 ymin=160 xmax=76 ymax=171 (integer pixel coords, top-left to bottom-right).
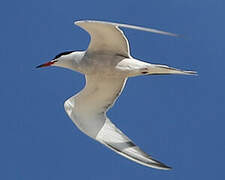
xmin=37 ymin=20 xmax=196 ymax=170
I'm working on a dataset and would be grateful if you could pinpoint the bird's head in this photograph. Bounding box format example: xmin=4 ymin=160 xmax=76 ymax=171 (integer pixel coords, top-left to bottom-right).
xmin=36 ymin=51 xmax=75 ymax=69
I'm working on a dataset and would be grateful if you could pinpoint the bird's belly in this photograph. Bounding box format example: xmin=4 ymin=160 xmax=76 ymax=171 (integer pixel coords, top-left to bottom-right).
xmin=81 ymin=53 xmax=128 ymax=76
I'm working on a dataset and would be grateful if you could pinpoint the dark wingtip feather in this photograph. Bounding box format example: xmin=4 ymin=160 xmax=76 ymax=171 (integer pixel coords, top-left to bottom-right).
xmin=150 ymin=158 xmax=172 ymax=170
xmin=156 ymin=163 xmax=172 ymax=170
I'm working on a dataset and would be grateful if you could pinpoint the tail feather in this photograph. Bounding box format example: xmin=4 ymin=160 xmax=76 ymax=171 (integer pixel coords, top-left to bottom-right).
xmin=118 ymin=58 xmax=197 ymax=77
xmin=144 ymin=64 xmax=197 ymax=75
xmin=146 ymin=64 xmax=197 ymax=75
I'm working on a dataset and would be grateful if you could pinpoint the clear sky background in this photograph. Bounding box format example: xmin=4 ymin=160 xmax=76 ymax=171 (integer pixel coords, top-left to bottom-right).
xmin=1 ymin=0 xmax=225 ymax=179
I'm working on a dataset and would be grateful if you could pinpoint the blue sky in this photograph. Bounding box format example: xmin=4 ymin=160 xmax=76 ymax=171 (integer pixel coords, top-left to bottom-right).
xmin=1 ymin=0 xmax=225 ymax=179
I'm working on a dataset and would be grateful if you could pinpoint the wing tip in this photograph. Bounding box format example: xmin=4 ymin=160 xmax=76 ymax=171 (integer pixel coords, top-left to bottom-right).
xmin=152 ymin=162 xmax=172 ymax=170
xmin=183 ymin=70 xmax=198 ymax=76
xmin=149 ymin=157 xmax=172 ymax=170
xmin=73 ymin=20 xmax=178 ymax=38
xmin=103 ymin=140 xmax=172 ymax=170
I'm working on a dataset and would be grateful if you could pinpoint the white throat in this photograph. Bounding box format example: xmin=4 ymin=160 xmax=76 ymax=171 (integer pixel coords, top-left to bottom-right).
xmin=53 ymin=51 xmax=85 ymax=73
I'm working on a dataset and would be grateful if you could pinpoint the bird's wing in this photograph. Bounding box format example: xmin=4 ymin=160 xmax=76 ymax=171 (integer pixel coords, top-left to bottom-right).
xmin=75 ymin=20 xmax=130 ymax=57
xmin=75 ymin=20 xmax=178 ymax=57
xmin=97 ymin=118 xmax=171 ymax=170
xmin=64 ymin=75 xmax=127 ymax=138
xmin=64 ymin=75 xmax=171 ymax=170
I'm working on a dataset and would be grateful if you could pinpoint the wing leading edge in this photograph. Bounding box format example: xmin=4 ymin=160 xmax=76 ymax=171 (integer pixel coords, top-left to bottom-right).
xmin=75 ymin=20 xmax=178 ymax=57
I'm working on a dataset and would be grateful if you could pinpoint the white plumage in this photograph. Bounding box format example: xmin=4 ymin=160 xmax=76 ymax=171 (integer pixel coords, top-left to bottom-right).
xmin=37 ymin=20 xmax=196 ymax=170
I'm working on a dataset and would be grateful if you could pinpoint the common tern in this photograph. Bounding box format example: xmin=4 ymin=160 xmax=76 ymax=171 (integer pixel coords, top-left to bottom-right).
xmin=37 ymin=20 xmax=196 ymax=170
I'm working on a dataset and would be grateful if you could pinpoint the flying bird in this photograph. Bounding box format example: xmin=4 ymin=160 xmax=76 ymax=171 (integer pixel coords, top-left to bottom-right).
xmin=37 ymin=20 xmax=196 ymax=170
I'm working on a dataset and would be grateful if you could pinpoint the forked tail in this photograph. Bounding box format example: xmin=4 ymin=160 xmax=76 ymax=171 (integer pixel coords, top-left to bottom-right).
xmin=145 ymin=64 xmax=197 ymax=75
xmin=118 ymin=58 xmax=197 ymax=77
